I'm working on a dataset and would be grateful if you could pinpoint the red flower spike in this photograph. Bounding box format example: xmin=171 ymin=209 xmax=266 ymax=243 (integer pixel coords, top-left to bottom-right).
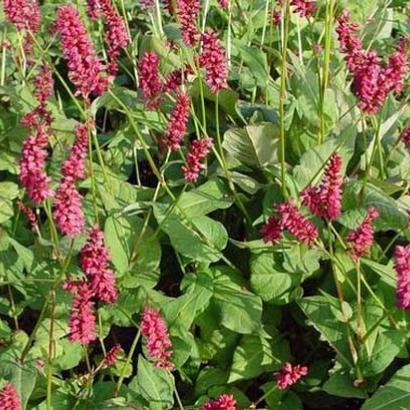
xmin=275 ymin=362 xmax=309 ymax=390
xmin=394 ymin=245 xmax=410 ymax=310
xmin=201 ymin=394 xmax=237 ymax=410
xmin=0 ymin=383 xmax=21 ymax=410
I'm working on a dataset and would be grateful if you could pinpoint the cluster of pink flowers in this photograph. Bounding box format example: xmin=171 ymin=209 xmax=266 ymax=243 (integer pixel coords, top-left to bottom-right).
xmin=17 ymin=200 xmax=37 ymax=230
xmin=302 ymin=153 xmax=343 ymax=220
xmin=64 ymin=226 xmax=117 ymax=344
xmin=163 ymin=65 xmax=192 ymax=93
xmin=177 ymin=0 xmax=200 ymax=46
xmin=19 ymin=127 xmax=53 ymax=204
xmin=63 ymin=279 xmax=97 ymax=344
xmin=102 ymin=343 xmax=122 ymax=367
xmin=182 ymin=138 xmax=213 ymax=182
xmin=53 ymin=123 xmax=90 ymax=237
xmin=291 ymin=0 xmax=316 ymax=17
xmin=19 ymin=65 xmax=55 ymax=205
xmin=347 ymin=207 xmax=379 ymax=261
xmin=201 ymin=394 xmax=237 ymax=410
xmin=80 ymin=225 xmax=118 ymax=304
xmin=401 ymin=124 xmax=410 ymax=149
xmin=55 ymin=5 xmax=109 ymax=99
xmin=86 ymin=0 xmax=101 ymax=20
xmin=0 ymin=383 xmax=21 ymax=410
xmin=141 ymin=306 xmax=174 ymax=369
xmin=163 ymin=94 xmax=190 ymax=150
xmin=275 ymin=363 xmax=309 ymax=390
xmin=336 ymin=10 xmax=408 ymax=114
xmin=262 ymin=200 xmax=319 ymax=246
xmin=394 ymin=245 xmax=410 ymax=310
xmin=3 ymin=0 xmax=40 ymax=52
xmin=199 ymin=29 xmax=228 ymax=93
xmin=98 ymin=0 xmax=129 ymax=76
xmin=219 ymin=0 xmax=229 ymax=8
xmin=138 ymin=51 xmax=163 ymax=109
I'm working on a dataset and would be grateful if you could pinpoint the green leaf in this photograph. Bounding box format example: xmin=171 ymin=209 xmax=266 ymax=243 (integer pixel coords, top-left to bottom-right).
xmin=177 ymin=180 xmax=232 ymax=217
xmin=104 ymin=214 xmax=161 ymax=288
xmin=222 ymin=123 xmax=279 ymax=168
xmin=211 ymin=268 xmax=263 ymax=334
xmin=153 ymin=204 xmax=227 ymax=264
xmin=323 ymin=371 xmax=368 ymax=399
xmin=129 ymin=356 xmax=174 ymax=410
xmin=238 ymin=45 xmax=269 ymax=88
xmin=0 ymin=182 xmax=18 ymax=224
xmin=361 ymin=364 xmax=410 ymax=410
xmin=228 ymin=328 xmax=288 ymax=383
xmin=250 ymin=251 xmax=300 ymax=304
xmin=298 ymin=294 xmax=354 ymax=368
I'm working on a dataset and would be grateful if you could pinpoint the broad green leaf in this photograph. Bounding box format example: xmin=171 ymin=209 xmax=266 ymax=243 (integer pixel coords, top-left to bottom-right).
xmin=298 ymin=294 xmax=354 ymax=368
xmin=129 ymin=356 xmax=174 ymax=410
xmin=222 ymin=123 xmax=279 ymax=168
xmin=361 ymin=364 xmax=410 ymax=410
xmin=250 ymin=251 xmax=300 ymax=304
xmin=0 ymin=182 xmax=18 ymax=224
xmin=153 ymin=204 xmax=228 ymax=263
xmin=323 ymin=371 xmax=368 ymax=399
xmin=238 ymin=45 xmax=269 ymax=88
xmin=105 ymin=214 xmax=161 ymax=288
xmin=211 ymin=268 xmax=263 ymax=334
xmin=228 ymin=329 xmax=288 ymax=383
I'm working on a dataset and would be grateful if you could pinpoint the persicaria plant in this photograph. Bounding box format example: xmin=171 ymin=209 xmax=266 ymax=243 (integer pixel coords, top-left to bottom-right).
xmin=0 ymin=0 xmax=409 ymax=409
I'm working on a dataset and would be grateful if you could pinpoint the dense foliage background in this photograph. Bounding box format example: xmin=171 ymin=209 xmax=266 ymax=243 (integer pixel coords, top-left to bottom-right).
xmin=0 ymin=0 xmax=410 ymax=408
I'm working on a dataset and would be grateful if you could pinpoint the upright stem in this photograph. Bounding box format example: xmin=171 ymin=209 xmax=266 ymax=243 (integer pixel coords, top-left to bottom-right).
xmin=279 ymin=0 xmax=290 ymax=197
xmin=318 ymin=0 xmax=335 ymax=144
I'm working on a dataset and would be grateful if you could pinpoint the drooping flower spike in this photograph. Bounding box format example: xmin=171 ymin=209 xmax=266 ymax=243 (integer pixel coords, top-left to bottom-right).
xmin=201 ymin=394 xmax=237 ymax=410
xmin=275 ymin=362 xmax=309 ymax=390
xmin=141 ymin=306 xmax=174 ymax=369
xmin=394 ymin=244 xmax=410 ymax=310
xmin=138 ymin=51 xmax=163 ymax=109
xmin=182 ymin=138 xmax=213 ymax=183
xmin=177 ymin=0 xmax=200 ymax=47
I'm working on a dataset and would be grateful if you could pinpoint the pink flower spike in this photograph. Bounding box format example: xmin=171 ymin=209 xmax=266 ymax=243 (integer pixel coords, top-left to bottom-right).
xmin=141 ymin=306 xmax=174 ymax=370
xmin=163 ymin=93 xmax=190 ymax=151
xmin=86 ymin=0 xmax=101 ymax=20
xmin=275 ymin=362 xmax=309 ymax=390
xmin=347 ymin=207 xmax=379 ymax=261
xmin=199 ymin=29 xmax=228 ymax=93
xmin=261 ymin=216 xmax=283 ymax=244
xmin=19 ymin=126 xmax=53 ymax=204
xmin=80 ymin=225 xmax=118 ymax=304
xmin=177 ymin=0 xmax=200 ymax=47
xmin=63 ymin=280 xmax=96 ymax=345
xmin=102 ymin=343 xmax=122 ymax=367
xmin=182 ymin=138 xmax=213 ymax=183
xmin=291 ymin=0 xmax=316 ymax=18
xmin=301 ymin=153 xmax=343 ymax=220
xmin=55 ymin=5 xmax=109 ymax=99
xmin=62 ymin=123 xmax=89 ymax=180
xmin=53 ymin=176 xmax=85 ymax=237
xmin=0 ymin=383 xmax=21 ymax=410
xmin=138 ymin=51 xmax=163 ymax=109
xmin=17 ymin=200 xmax=37 ymax=230
xmin=219 ymin=0 xmax=229 ymax=9
xmin=276 ymin=200 xmax=319 ymax=246
xmin=401 ymin=124 xmax=410 ymax=149
xmin=394 ymin=245 xmax=410 ymax=310
xmin=201 ymin=394 xmax=237 ymax=410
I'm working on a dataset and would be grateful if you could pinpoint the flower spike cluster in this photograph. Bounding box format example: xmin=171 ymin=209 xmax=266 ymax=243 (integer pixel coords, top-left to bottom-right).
xmin=102 ymin=344 xmax=122 ymax=367
xmin=275 ymin=363 xmax=309 ymax=390
xmin=98 ymin=0 xmax=129 ymax=76
xmin=53 ymin=123 xmax=90 ymax=237
xmin=55 ymin=5 xmax=109 ymax=99
xmin=336 ymin=10 xmax=408 ymax=114
xmin=291 ymin=0 xmax=316 ymax=17
xmin=141 ymin=306 xmax=174 ymax=369
xmin=182 ymin=138 xmax=213 ymax=182
xmin=346 ymin=207 xmax=379 ymax=261
xmin=163 ymin=94 xmax=190 ymax=151
xmin=0 ymin=383 xmax=21 ymax=410
xmin=401 ymin=124 xmax=410 ymax=149
xmin=177 ymin=0 xmax=200 ymax=47
xmin=262 ymin=200 xmax=319 ymax=247
xmin=64 ymin=226 xmax=117 ymax=344
xmin=3 ymin=0 xmax=41 ymax=53
xmin=201 ymin=394 xmax=237 ymax=410
xmin=302 ymin=153 xmax=343 ymax=220
xmin=138 ymin=51 xmax=163 ymax=109
xmin=80 ymin=225 xmax=118 ymax=304
xmin=394 ymin=245 xmax=410 ymax=310
xmin=19 ymin=65 xmax=54 ymax=204
xmin=63 ymin=280 xmax=97 ymax=344
xmin=199 ymin=29 xmax=228 ymax=93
